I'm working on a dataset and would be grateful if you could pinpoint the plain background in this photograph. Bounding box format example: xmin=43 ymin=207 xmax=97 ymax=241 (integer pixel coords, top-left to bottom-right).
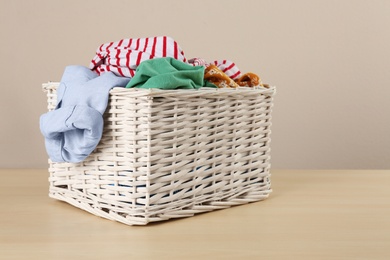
xmin=0 ymin=0 xmax=389 ymax=169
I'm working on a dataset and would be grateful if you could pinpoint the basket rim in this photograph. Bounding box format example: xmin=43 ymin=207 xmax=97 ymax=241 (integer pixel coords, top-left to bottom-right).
xmin=42 ymin=81 xmax=276 ymax=97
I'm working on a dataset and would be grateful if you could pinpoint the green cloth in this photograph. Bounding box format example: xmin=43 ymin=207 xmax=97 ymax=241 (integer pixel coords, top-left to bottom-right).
xmin=125 ymin=57 xmax=216 ymax=89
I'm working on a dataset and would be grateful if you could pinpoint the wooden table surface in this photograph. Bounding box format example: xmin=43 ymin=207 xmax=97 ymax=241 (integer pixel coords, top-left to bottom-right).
xmin=1 ymin=169 xmax=389 ymax=259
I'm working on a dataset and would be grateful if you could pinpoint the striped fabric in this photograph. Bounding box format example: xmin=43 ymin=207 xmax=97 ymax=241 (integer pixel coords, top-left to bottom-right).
xmin=188 ymin=58 xmax=209 ymax=67
xmin=212 ymin=60 xmax=241 ymax=79
xmin=90 ymin=36 xmax=186 ymax=78
xmin=89 ymin=36 xmax=242 ymax=80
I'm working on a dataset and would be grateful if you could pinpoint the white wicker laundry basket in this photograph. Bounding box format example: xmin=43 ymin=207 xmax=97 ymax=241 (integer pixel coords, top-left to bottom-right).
xmin=42 ymin=82 xmax=276 ymax=225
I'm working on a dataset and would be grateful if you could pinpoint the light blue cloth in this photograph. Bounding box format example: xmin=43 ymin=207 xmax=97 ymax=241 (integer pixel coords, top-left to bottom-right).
xmin=40 ymin=65 xmax=130 ymax=163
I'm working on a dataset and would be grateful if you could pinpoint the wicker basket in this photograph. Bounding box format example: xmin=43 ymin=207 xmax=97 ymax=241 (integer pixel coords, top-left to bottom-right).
xmin=42 ymin=82 xmax=275 ymax=225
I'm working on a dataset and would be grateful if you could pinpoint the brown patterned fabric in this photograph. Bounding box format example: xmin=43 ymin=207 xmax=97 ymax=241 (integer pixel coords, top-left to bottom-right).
xmin=235 ymin=72 xmax=263 ymax=87
xmin=204 ymin=64 xmax=266 ymax=88
xmin=204 ymin=64 xmax=239 ymax=88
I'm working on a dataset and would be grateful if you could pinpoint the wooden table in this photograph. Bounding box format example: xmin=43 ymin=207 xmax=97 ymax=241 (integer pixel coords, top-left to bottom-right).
xmin=1 ymin=169 xmax=389 ymax=259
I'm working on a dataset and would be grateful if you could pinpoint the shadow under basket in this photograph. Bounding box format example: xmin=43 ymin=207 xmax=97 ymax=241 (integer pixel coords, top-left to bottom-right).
xmin=42 ymin=82 xmax=276 ymax=225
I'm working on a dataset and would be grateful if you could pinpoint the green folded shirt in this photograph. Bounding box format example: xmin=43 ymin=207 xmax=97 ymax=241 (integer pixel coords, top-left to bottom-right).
xmin=126 ymin=57 xmax=216 ymax=89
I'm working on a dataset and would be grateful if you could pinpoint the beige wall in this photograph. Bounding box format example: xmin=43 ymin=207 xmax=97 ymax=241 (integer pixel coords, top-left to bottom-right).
xmin=1 ymin=0 xmax=389 ymax=169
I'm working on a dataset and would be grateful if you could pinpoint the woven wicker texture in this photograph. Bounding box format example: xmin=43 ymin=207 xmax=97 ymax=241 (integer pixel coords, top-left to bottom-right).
xmin=43 ymin=82 xmax=275 ymax=225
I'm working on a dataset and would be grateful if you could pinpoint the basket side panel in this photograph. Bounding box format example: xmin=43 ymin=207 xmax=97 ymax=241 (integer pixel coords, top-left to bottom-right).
xmin=143 ymin=89 xmax=274 ymax=219
xmin=47 ymin=87 xmax=153 ymax=225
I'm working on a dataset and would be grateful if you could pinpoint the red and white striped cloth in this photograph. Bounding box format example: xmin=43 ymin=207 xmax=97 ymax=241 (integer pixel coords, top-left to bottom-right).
xmin=211 ymin=60 xmax=242 ymax=80
xmin=188 ymin=58 xmax=209 ymax=67
xmin=90 ymin=36 xmax=187 ymax=77
xmin=89 ymin=36 xmax=242 ymax=79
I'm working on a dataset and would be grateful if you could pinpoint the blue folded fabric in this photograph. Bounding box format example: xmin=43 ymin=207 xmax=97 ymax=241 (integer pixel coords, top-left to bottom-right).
xmin=40 ymin=65 xmax=130 ymax=163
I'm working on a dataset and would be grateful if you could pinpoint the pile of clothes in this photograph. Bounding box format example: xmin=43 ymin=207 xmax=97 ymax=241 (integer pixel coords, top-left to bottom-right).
xmin=40 ymin=36 xmax=267 ymax=163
